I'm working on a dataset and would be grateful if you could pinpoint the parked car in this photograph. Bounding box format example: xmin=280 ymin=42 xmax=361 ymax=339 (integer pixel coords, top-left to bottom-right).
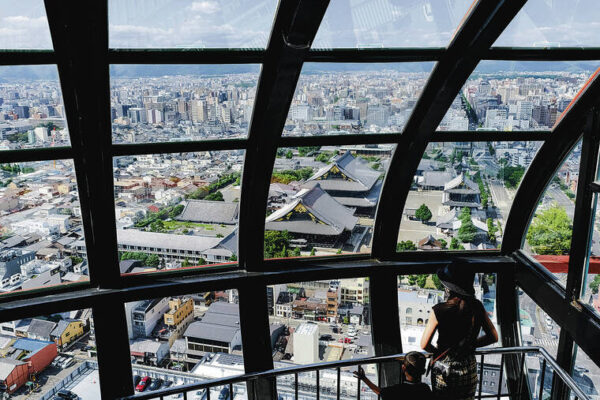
xmin=136 ymin=376 xmax=151 ymax=392
xmin=53 ymin=356 xmax=67 ymax=367
xmin=319 ymin=334 xmax=333 ymax=341
xmin=56 ymin=390 xmax=78 ymax=399
xmin=148 ymin=378 xmax=163 ymax=391
xmin=163 ymin=380 xmax=174 ymax=388
xmin=61 ymin=358 xmax=75 ymax=369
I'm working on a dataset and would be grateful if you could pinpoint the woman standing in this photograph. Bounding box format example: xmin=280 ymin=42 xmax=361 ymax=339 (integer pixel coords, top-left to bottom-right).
xmin=420 ymin=263 xmax=498 ymax=400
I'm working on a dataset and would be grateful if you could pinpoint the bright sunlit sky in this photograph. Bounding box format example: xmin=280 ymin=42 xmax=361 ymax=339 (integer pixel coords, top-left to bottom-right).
xmin=1 ymin=0 xmax=600 ymax=49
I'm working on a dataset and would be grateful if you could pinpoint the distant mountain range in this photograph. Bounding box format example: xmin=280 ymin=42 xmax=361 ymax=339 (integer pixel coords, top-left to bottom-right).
xmin=0 ymin=60 xmax=597 ymax=81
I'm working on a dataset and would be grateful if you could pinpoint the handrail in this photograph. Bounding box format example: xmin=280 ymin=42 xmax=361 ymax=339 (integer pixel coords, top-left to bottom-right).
xmin=120 ymin=346 xmax=589 ymax=400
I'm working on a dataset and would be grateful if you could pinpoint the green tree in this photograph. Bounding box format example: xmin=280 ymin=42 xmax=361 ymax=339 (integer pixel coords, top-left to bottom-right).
xmin=285 ymin=150 xmax=293 ymax=159
xmin=205 ymin=191 xmax=224 ymax=201
xmin=526 ymin=206 xmax=572 ymax=255
xmin=229 ymin=254 xmax=238 ymax=262
xmin=336 ymin=248 xmax=342 ymax=254
xmin=264 ymin=230 xmax=292 ymax=258
xmin=69 ymin=256 xmax=83 ymax=265
xmin=149 ymin=220 xmax=165 ymax=232
xmin=431 ymin=274 xmax=444 ymax=290
xmin=310 ymin=248 xmax=316 ymax=256
xmin=182 ymin=258 xmax=190 ymax=267
xmin=459 ymin=207 xmax=472 ymax=222
xmin=458 ymin=218 xmax=477 ymax=243
xmin=316 ymin=152 xmax=333 ymax=163
xmin=439 ymin=239 xmax=448 ymax=249
xmin=589 ymin=275 xmax=600 ymax=294
xmin=169 ymin=204 xmax=185 ymax=218
xmin=408 ymin=275 xmax=418 ymax=286
xmin=146 ymin=254 xmax=160 ymax=268
xmin=396 ymin=241 xmax=417 ymax=251
xmin=487 ymin=218 xmax=498 ymax=243
xmin=416 ymin=275 xmax=428 ymax=288
xmin=450 ymin=237 xmax=460 ymax=250
xmin=292 ymin=247 xmax=301 ymax=257
xmin=498 ymin=165 xmax=525 ymax=189
xmin=415 ymin=204 xmax=433 ymax=223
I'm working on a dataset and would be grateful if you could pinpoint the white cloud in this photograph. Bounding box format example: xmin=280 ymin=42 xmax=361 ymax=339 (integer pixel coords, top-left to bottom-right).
xmin=190 ymin=1 xmax=220 ymax=14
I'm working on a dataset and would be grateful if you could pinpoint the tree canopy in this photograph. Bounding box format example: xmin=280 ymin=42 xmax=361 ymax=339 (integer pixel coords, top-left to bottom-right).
xmin=397 ymin=241 xmax=417 ymax=251
xmin=415 ymin=204 xmax=432 ymax=223
xmin=458 ymin=218 xmax=477 ymax=243
xmin=264 ymin=230 xmax=292 ymax=258
xmin=526 ymin=206 xmax=572 ymax=255
xmin=498 ymin=165 xmax=525 ymax=189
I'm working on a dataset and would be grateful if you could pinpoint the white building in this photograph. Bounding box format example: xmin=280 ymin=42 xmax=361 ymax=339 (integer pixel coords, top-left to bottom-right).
xmin=293 ymin=323 xmax=319 ymax=364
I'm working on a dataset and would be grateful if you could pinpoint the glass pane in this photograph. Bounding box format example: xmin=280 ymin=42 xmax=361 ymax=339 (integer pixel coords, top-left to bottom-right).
xmin=114 ymin=150 xmax=243 ymax=274
xmin=0 ymin=159 xmax=89 ymax=294
xmin=312 ymin=0 xmax=474 ymax=48
xmin=0 ymin=0 xmax=53 ymax=49
xmin=518 ymin=288 xmax=560 ymax=358
xmin=0 ymin=65 xmax=71 ymax=149
xmin=282 ymin=63 xmax=434 ymax=137
xmin=437 ymin=61 xmax=599 ymax=132
xmin=494 ymin=0 xmax=600 ymax=47
xmin=573 ymin=346 xmax=600 ymax=399
xmin=265 ymin=145 xmax=395 ymax=258
xmin=128 ymin=292 xmax=244 ymax=394
xmin=109 ymin=0 xmax=277 ymax=49
xmin=110 ymin=65 xmax=260 ymax=144
xmin=398 ymin=273 xmax=502 ymax=393
xmin=397 ymin=141 xmax=542 ymax=252
xmin=0 ymin=309 xmax=99 ymax=398
xmin=524 ymin=140 xmax=582 ymax=286
xmin=267 ymin=278 xmax=372 ymax=369
xmin=582 ymin=193 xmax=600 ymax=318
xmin=398 ymin=273 xmax=500 ymax=349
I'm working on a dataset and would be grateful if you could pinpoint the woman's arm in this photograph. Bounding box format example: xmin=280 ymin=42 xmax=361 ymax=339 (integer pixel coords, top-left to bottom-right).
xmin=420 ymin=310 xmax=438 ymax=353
xmin=476 ymin=307 xmax=499 ymax=348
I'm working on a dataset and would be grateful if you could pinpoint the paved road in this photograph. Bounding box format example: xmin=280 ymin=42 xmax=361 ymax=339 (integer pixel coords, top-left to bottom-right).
xmin=546 ymin=187 xmax=575 ymax=219
xmin=488 ymin=179 xmax=512 ymax=221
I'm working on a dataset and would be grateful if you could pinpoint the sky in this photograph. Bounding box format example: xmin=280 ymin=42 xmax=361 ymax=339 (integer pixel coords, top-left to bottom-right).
xmin=1 ymin=0 xmax=600 ymax=49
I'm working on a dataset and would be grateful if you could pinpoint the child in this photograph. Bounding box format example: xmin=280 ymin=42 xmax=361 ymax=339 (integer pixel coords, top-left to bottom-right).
xmin=353 ymin=351 xmax=432 ymax=398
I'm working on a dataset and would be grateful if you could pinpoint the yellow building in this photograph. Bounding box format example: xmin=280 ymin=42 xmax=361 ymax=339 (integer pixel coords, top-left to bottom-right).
xmin=50 ymin=319 xmax=84 ymax=348
xmin=164 ymin=298 xmax=194 ymax=327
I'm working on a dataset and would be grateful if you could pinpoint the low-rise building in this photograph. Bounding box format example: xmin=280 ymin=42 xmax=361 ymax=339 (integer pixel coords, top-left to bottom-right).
xmin=339 ymin=278 xmax=369 ymax=305
xmin=131 ymin=298 xmax=170 ymax=338
xmin=397 ymin=289 xmax=444 ymax=327
xmin=130 ymin=339 xmax=170 ymax=366
xmin=26 ymin=319 xmax=57 ymax=342
xmin=183 ymin=302 xmax=242 ymax=363
xmin=50 ymin=319 xmax=84 ymax=348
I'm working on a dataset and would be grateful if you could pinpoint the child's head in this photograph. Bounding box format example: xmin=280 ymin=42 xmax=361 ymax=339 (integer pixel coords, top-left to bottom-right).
xmin=402 ymin=351 xmax=426 ymax=380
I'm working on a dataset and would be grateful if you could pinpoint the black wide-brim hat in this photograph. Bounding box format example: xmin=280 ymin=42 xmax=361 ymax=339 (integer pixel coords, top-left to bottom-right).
xmin=437 ymin=262 xmax=475 ymax=297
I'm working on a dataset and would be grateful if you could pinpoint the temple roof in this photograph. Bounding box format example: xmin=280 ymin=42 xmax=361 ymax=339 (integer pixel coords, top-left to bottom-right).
xmin=306 ymin=151 xmax=380 ymax=193
xmin=265 ymin=184 xmax=358 ymax=236
xmin=444 ymin=173 xmax=479 ymax=193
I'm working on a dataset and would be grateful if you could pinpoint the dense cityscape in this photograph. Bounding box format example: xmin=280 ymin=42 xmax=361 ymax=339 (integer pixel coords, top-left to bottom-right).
xmin=0 ymin=66 xmax=598 ymax=398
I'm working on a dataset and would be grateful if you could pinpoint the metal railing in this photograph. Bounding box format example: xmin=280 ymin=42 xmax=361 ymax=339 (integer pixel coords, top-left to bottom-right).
xmin=119 ymin=346 xmax=590 ymax=400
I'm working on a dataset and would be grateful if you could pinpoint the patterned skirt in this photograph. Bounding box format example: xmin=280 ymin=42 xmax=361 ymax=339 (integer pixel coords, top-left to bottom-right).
xmin=431 ymin=353 xmax=478 ymax=400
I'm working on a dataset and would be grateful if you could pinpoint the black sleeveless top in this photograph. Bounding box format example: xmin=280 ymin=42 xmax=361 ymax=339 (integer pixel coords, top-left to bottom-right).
xmin=433 ymin=298 xmax=487 ymax=354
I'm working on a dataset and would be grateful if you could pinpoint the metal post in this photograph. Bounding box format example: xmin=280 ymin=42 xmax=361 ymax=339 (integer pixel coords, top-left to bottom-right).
xmin=539 ymin=359 xmax=547 ymax=400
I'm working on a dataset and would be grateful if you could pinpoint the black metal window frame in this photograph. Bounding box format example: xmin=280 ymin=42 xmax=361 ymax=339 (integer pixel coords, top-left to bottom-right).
xmin=0 ymin=0 xmax=599 ymax=398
